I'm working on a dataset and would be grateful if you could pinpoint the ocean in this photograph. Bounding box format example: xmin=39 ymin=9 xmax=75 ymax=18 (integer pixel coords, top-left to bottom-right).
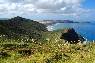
xmin=47 ymin=23 xmax=95 ymax=41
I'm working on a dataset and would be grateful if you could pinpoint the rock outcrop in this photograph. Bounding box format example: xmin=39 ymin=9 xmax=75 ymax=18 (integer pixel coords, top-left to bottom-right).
xmin=60 ymin=28 xmax=85 ymax=44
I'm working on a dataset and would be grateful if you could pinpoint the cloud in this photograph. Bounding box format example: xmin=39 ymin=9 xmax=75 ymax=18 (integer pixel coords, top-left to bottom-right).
xmin=0 ymin=0 xmax=83 ymax=13
xmin=0 ymin=0 xmax=94 ymax=21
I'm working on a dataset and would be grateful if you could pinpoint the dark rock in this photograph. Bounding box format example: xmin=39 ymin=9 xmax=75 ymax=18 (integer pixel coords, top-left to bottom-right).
xmin=60 ymin=28 xmax=85 ymax=44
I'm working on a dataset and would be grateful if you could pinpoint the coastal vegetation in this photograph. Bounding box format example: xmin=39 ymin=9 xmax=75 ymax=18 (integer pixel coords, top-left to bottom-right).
xmin=0 ymin=16 xmax=95 ymax=63
xmin=0 ymin=16 xmax=47 ymax=41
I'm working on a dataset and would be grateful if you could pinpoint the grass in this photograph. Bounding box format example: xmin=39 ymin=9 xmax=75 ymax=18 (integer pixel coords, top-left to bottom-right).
xmin=0 ymin=30 xmax=95 ymax=63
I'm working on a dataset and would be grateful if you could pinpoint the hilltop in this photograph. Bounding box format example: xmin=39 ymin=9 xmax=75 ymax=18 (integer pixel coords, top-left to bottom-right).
xmin=0 ymin=16 xmax=47 ymax=40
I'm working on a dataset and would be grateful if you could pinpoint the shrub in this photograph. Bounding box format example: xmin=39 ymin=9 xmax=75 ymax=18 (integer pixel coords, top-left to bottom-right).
xmin=0 ymin=51 xmax=10 ymax=58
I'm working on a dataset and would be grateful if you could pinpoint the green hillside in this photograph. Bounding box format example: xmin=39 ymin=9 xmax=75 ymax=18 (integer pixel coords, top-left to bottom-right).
xmin=0 ymin=17 xmax=95 ymax=63
xmin=0 ymin=16 xmax=47 ymax=40
xmin=0 ymin=30 xmax=95 ymax=63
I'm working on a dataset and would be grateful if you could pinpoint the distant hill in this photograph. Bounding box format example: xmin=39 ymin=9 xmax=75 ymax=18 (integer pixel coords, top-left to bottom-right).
xmin=39 ymin=20 xmax=91 ymax=26
xmin=0 ymin=16 xmax=47 ymax=40
xmin=39 ymin=20 xmax=74 ymax=25
xmin=0 ymin=18 xmax=8 ymax=20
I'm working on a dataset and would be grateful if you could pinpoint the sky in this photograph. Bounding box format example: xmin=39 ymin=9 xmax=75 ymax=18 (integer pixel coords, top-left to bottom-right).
xmin=0 ymin=0 xmax=95 ymax=21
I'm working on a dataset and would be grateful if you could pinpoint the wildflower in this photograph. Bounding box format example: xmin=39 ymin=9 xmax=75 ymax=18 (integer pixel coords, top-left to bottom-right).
xmin=0 ymin=35 xmax=2 ymax=37
xmin=31 ymin=39 xmax=34 ymax=42
xmin=46 ymin=38 xmax=50 ymax=41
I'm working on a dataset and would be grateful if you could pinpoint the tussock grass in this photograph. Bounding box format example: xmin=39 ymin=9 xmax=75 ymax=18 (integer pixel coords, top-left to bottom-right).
xmin=0 ymin=31 xmax=95 ymax=63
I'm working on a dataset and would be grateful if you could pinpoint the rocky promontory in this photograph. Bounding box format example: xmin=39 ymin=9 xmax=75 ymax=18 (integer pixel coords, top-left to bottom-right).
xmin=60 ymin=28 xmax=85 ymax=44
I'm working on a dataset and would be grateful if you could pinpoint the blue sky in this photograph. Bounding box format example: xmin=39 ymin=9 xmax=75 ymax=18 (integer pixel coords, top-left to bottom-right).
xmin=0 ymin=0 xmax=95 ymax=21
xmin=83 ymin=0 xmax=95 ymax=9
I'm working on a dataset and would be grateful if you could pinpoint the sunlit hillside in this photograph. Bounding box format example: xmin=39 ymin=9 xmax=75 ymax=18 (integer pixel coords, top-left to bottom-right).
xmin=0 ymin=30 xmax=95 ymax=63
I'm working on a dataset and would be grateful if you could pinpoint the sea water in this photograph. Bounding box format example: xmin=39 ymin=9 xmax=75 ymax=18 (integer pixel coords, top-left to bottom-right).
xmin=47 ymin=23 xmax=95 ymax=41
